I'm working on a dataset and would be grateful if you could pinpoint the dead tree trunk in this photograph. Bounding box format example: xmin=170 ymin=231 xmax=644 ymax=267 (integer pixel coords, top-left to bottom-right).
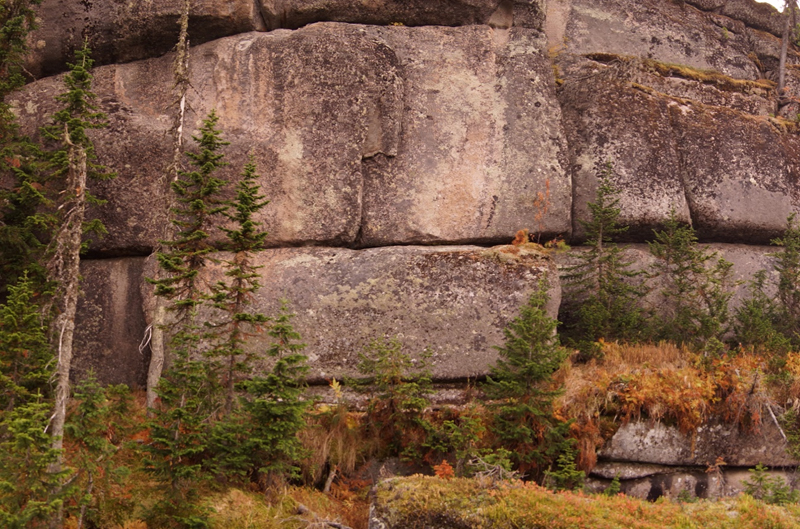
xmin=778 ymin=0 xmax=798 ymax=113
xmin=146 ymin=0 xmax=191 ymax=410
xmin=47 ymin=128 xmax=88 ymax=529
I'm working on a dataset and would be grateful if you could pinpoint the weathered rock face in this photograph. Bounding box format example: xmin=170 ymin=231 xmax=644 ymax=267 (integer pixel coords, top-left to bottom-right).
xmin=358 ymin=26 xmax=570 ymax=247
xmin=599 ymin=419 xmax=798 ymax=467
xmin=686 ymin=0 xmax=785 ymax=38
xmin=83 ymin=244 xmax=558 ymax=386
xmin=15 ymin=25 xmax=405 ymax=254
xmin=194 ymin=244 xmax=559 ymax=381
xmin=559 ymin=59 xmax=800 ymax=244
xmin=74 ymin=257 xmax=149 ymax=386
xmin=549 ymin=0 xmax=762 ymax=80
xmin=588 ymin=461 xmax=795 ymax=500
xmin=258 ymin=0 xmax=545 ymax=31
xmin=14 ymin=23 xmax=570 ymax=255
xmin=27 ymin=0 xmax=265 ymax=77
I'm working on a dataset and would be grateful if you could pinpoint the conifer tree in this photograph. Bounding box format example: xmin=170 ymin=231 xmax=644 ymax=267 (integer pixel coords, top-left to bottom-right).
xmin=0 ymin=397 xmax=67 ymax=527
xmin=0 ymin=0 xmax=46 ymax=295
xmin=208 ymin=156 xmax=270 ymax=414
xmin=39 ymin=45 xmax=114 ymax=514
xmin=0 ymin=272 xmax=51 ymax=410
xmin=239 ymin=301 xmax=308 ymax=486
xmin=483 ymin=277 xmax=573 ymax=480
xmin=144 ymin=110 xmax=228 ymax=527
xmin=649 ymin=210 xmax=734 ymax=348
xmin=771 ymin=213 xmax=800 ymax=345
xmin=562 ymin=161 xmax=644 ymax=348
xmin=0 ymin=274 xmax=64 ymax=526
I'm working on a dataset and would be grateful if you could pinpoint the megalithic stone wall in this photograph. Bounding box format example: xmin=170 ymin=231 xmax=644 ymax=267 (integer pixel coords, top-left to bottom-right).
xmin=8 ymin=0 xmax=800 ymax=386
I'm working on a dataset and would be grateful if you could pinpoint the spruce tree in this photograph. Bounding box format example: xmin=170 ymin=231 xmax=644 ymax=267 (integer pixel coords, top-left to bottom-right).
xmin=39 ymin=46 xmax=114 ymax=520
xmin=143 ymin=110 xmax=228 ymax=527
xmin=207 ymin=156 xmax=270 ymax=415
xmin=483 ymin=277 xmax=573 ymax=480
xmin=0 ymin=0 xmax=46 ymax=296
xmin=649 ymin=210 xmax=734 ymax=349
xmin=0 ymin=272 xmax=51 ymax=410
xmin=0 ymin=273 xmax=64 ymax=526
xmin=771 ymin=213 xmax=800 ymax=346
xmin=562 ymin=161 xmax=644 ymax=349
xmin=239 ymin=301 xmax=308 ymax=486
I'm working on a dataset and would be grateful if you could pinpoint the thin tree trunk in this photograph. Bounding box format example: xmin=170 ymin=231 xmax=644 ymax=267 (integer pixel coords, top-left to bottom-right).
xmin=778 ymin=0 xmax=796 ymax=113
xmin=47 ymin=130 xmax=88 ymax=529
xmin=146 ymin=0 xmax=191 ymax=410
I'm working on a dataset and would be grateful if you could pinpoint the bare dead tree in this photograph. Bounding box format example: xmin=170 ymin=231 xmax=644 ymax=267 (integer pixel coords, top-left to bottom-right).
xmin=778 ymin=0 xmax=798 ymax=113
xmin=146 ymin=0 xmax=191 ymax=410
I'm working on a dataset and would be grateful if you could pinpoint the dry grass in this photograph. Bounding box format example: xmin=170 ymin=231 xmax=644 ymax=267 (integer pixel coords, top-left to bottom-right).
xmin=555 ymin=341 xmax=794 ymax=472
xmin=373 ymin=475 xmax=800 ymax=529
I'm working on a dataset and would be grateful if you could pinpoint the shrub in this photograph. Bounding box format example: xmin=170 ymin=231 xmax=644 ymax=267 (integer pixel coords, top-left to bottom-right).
xmin=744 ymin=464 xmax=799 ymax=505
xmin=356 ymin=336 xmax=432 ymax=460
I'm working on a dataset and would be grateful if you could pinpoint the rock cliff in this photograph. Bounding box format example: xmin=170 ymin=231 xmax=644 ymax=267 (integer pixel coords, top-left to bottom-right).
xmin=9 ymin=0 xmax=800 ymax=499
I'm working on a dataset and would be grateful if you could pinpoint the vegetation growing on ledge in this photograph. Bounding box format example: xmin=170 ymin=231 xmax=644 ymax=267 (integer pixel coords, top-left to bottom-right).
xmin=584 ymin=52 xmax=776 ymax=95
xmin=372 ymin=475 xmax=800 ymax=529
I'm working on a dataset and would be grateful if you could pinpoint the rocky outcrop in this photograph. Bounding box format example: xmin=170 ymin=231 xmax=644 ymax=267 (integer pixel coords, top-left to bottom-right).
xmin=74 ymin=257 xmax=149 ymax=386
xmin=599 ymin=419 xmax=797 ymax=467
xmin=27 ymin=0 xmax=265 ymax=77
xmin=549 ymin=0 xmax=762 ymax=80
xmin=258 ymin=0 xmax=545 ymax=31
xmin=588 ymin=419 xmax=799 ymax=500
xmin=358 ymin=26 xmax=570 ymax=247
xmin=559 ymin=59 xmax=800 ymax=244
xmin=14 ymin=23 xmax=569 ymax=255
xmin=76 ymin=244 xmax=558 ymax=386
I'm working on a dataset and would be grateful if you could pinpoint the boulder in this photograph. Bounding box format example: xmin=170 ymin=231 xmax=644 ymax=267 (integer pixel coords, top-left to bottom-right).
xmin=558 ymin=63 xmax=800 ymax=244
xmin=358 ymin=26 xmax=571 ymax=247
xmin=79 ymin=245 xmax=557 ymax=386
xmin=27 ymin=0 xmax=265 ymax=77
xmin=672 ymin=104 xmax=800 ymax=243
xmin=188 ymin=244 xmax=560 ymax=381
xmin=13 ymin=23 xmax=571 ymax=255
xmin=74 ymin=257 xmax=149 ymax=387
xmin=558 ymin=70 xmax=691 ymax=241
xmin=13 ymin=25 xmax=405 ymax=254
xmin=258 ymin=0 xmax=545 ymax=31
xmin=551 ymin=0 xmax=761 ymax=80
xmin=589 ymin=461 xmax=797 ymax=500
xmin=599 ymin=419 xmax=799 ymax=467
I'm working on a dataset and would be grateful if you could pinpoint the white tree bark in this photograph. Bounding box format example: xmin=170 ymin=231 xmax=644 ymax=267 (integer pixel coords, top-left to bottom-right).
xmin=146 ymin=0 xmax=191 ymax=410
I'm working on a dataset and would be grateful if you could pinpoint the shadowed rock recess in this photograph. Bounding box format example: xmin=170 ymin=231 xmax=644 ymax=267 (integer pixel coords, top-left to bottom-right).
xmin=13 ymin=0 xmax=800 ymax=500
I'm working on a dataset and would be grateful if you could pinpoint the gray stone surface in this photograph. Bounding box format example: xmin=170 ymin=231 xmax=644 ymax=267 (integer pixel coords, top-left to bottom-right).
xmin=558 ymin=60 xmax=800 ymax=244
xmin=258 ymin=0 xmax=545 ymax=30
xmin=136 ymin=244 xmax=559 ymax=381
xmin=202 ymin=244 xmax=560 ymax=381
xmin=589 ymin=461 xmax=797 ymax=500
xmin=358 ymin=26 xmax=571 ymax=247
xmin=14 ymin=25 xmax=405 ymax=254
xmin=553 ymin=0 xmax=761 ymax=80
xmin=598 ymin=419 xmax=799 ymax=467
xmin=74 ymin=257 xmax=149 ymax=387
xmin=27 ymin=0 xmax=265 ymax=77
xmin=14 ymin=23 xmax=571 ymax=255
